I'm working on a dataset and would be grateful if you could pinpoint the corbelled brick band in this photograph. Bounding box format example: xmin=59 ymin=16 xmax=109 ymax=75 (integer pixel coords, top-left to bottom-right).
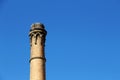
xmin=29 ymin=57 xmax=46 ymax=63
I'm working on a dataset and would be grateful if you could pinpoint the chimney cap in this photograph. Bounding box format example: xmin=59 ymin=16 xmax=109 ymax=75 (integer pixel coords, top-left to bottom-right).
xmin=30 ymin=23 xmax=45 ymax=31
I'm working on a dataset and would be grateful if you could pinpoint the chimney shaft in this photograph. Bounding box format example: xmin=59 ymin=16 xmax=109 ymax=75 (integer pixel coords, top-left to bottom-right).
xmin=29 ymin=23 xmax=47 ymax=80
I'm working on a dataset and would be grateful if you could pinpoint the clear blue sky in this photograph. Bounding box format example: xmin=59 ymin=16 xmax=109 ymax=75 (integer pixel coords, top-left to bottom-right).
xmin=0 ymin=0 xmax=120 ymax=80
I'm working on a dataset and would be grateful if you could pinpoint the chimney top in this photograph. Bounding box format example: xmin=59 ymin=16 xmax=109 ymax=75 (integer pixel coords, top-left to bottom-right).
xmin=30 ymin=23 xmax=45 ymax=31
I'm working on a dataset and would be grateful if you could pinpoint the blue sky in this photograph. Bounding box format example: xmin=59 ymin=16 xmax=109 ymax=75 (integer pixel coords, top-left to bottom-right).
xmin=0 ymin=0 xmax=120 ymax=80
